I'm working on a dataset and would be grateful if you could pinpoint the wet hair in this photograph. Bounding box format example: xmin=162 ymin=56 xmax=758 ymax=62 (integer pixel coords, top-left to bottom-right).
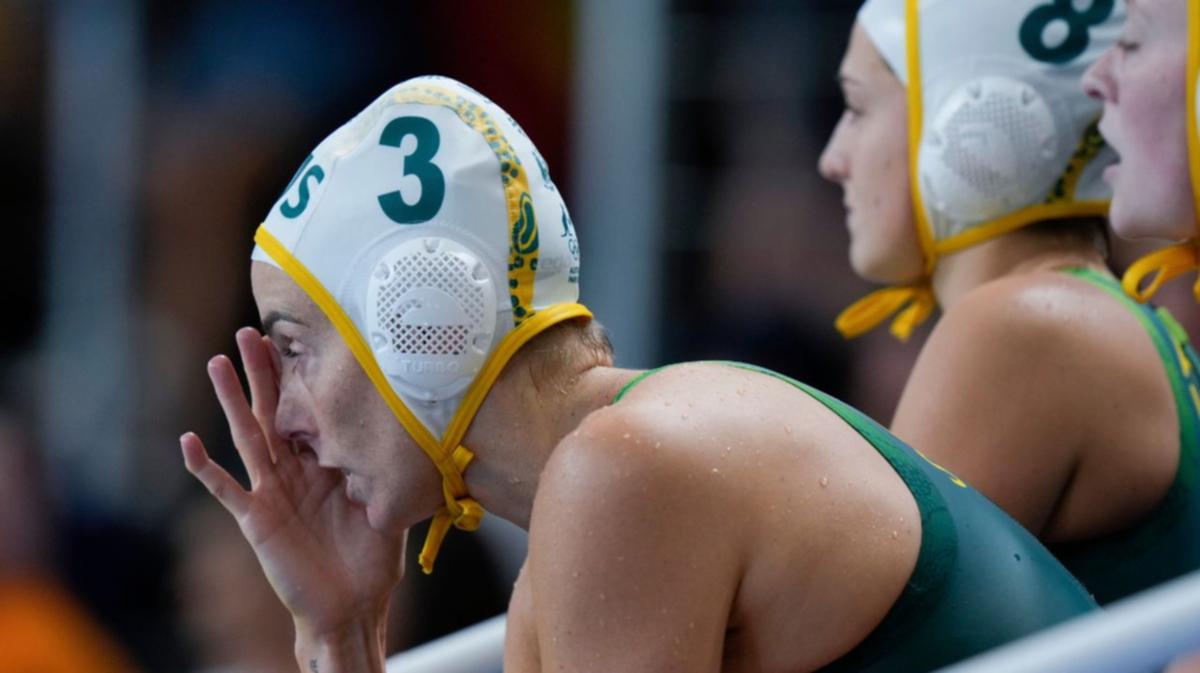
xmin=517 ymin=318 xmax=614 ymax=391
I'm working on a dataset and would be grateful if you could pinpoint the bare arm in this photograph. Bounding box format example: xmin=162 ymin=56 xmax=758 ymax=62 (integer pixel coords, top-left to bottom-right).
xmin=891 ymin=281 xmax=1087 ymax=534
xmin=523 ymin=420 xmax=744 ymax=673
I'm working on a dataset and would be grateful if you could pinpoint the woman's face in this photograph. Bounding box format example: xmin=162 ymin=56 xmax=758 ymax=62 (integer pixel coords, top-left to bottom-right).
xmin=251 ymin=262 xmax=444 ymax=536
xmin=820 ymin=22 xmax=925 ymax=285
xmin=1083 ymin=0 xmax=1195 ymax=241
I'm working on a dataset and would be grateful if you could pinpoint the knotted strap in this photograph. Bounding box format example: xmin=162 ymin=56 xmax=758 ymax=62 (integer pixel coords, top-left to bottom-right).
xmin=1122 ymin=242 xmax=1200 ymax=304
xmin=416 ymin=302 xmax=594 ymax=574
xmin=418 ymin=445 xmax=485 ymax=574
xmin=835 ymin=283 xmax=936 ymax=342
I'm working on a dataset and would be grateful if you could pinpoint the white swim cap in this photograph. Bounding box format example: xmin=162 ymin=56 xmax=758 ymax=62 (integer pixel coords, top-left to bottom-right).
xmin=838 ymin=0 xmax=1123 ymax=340
xmin=251 ymin=76 xmax=591 ymax=572
xmin=1122 ymin=0 xmax=1200 ymax=303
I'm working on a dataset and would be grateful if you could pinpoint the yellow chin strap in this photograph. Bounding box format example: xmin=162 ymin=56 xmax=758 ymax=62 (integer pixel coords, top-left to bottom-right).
xmin=1122 ymin=242 xmax=1200 ymax=303
xmin=1122 ymin=0 xmax=1200 ymax=304
xmin=255 ymin=226 xmax=593 ymax=574
xmin=836 ymin=285 xmax=936 ymax=342
xmin=837 ymin=0 xmax=937 ymax=342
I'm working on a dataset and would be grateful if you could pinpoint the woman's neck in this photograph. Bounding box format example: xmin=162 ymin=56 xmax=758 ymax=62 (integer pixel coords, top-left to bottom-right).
xmin=931 ymin=228 xmax=1109 ymax=311
xmin=460 ymin=363 xmax=637 ymax=530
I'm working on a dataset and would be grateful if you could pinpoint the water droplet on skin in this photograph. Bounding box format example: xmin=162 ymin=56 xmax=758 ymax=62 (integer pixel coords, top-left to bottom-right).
xmin=784 ymin=425 xmax=792 ymax=435
xmin=681 ymin=414 xmax=689 ymax=420
xmin=664 ymin=400 xmax=672 ymax=407
xmin=688 ymin=621 xmax=696 ymax=630
xmin=654 ymin=441 xmax=661 ymax=449
xmin=599 ymin=593 xmax=606 ymax=601
xmin=572 ymin=571 xmax=579 ymax=578
xmin=736 ymin=389 xmax=745 ymax=396
xmin=617 ymin=555 xmax=624 ymax=563
xmin=712 ymin=468 xmax=720 ymax=475
xmin=891 ymin=530 xmax=899 ymax=540
xmin=622 ymin=433 xmax=631 ymax=440
xmin=819 ymin=476 xmax=829 ymax=488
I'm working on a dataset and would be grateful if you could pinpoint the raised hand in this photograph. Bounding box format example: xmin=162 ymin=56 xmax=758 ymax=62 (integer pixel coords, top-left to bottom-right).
xmin=180 ymin=327 xmax=404 ymax=649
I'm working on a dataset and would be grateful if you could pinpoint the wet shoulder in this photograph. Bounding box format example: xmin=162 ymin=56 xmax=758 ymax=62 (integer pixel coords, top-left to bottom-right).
xmin=532 ymin=363 xmax=830 ymax=546
xmin=933 ymin=269 xmax=1151 ymax=369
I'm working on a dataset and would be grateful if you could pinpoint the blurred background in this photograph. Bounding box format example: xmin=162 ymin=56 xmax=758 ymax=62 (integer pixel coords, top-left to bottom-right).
xmin=0 ymin=0 xmax=1194 ymax=671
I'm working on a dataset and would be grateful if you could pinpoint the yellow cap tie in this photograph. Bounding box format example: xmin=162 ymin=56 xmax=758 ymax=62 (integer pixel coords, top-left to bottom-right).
xmin=1121 ymin=242 xmax=1200 ymax=304
xmin=836 ymin=283 xmax=937 ymax=342
xmin=414 ymin=303 xmax=594 ymax=574
xmin=418 ymin=445 xmax=485 ymax=574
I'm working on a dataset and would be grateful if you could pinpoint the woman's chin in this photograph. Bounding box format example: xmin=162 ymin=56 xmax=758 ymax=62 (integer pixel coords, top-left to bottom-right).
xmin=1108 ymin=198 xmax=1196 ymax=243
xmin=363 ymin=499 xmax=394 ymax=534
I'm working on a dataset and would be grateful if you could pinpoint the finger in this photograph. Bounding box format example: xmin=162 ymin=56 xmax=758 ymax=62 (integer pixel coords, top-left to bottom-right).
xmin=208 ymin=355 xmax=274 ymax=487
xmin=262 ymin=334 xmax=282 ymax=383
xmin=249 ymin=333 xmax=303 ymax=483
xmin=181 ymin=432 xmax=250 ymax=516
xmin=236 ymin=328 xmax=283 ymax=462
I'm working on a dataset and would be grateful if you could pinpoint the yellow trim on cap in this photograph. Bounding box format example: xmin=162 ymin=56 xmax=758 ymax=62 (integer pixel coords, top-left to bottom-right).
xmin=387 ymin=84 xmax=542 ymax=325
xmin=906 ymin=0 xmax=937 ymax=272
xmin=418 ymin=301 xmax=593 ymax=573
xmin=935 ymin=201 xmax=1111 ymax=256
xmin=256 ymin=225 xmax=593 ymax=573
xmin=833 ymin=0 xmax=937 ymax=343
xmin=255 ymin=227 xmax=442 ymax=453
xmin=1189 ymin=0 xmax=1200 ymax=236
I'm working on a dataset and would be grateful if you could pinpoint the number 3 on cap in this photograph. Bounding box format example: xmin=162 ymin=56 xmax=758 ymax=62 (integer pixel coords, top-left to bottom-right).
xmin=378 ymin=116 xmax=446 ymax=224
xmin=1020 ymin=0 xmax=1114 ymax=64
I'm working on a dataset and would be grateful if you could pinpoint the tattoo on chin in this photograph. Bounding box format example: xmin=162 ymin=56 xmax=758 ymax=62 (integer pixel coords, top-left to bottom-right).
xmin=309 ymin=659 xmax=318 ymax=673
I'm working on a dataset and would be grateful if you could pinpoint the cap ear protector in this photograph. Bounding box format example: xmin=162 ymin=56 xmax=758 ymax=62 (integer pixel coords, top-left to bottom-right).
xmin=839 ymin=0 xmax=1121 ymax=341
xmin=1122 ymin=0 xmax=1200 ymax=303
xmin=367 ymin=236 xmax=498 ymax=402
xmin=921 ymin=76 xmax=1061 ymax=231
xmin=252 ymin=76 xmax=592 ymax=573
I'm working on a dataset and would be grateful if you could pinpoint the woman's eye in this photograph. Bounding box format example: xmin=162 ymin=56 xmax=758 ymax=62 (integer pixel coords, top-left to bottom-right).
xmin=1116 ymin=38 xmax=1139 ymax=53
xmin=276 ymin=340 xmax=301 ymax=360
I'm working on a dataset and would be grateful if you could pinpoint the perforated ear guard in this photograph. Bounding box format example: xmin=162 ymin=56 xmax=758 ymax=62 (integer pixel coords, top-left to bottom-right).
xmin=251 ymin=75 xmax=594 ymax=572
xmin=920 ymin=75 xmax=1061 ymax=237
xmin=367 ymin=236 xmax=497 ymax=402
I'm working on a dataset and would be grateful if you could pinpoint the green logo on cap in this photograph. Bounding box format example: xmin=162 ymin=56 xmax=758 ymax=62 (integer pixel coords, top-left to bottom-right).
xmin=279 ymin=154 xmax=326 ymax=219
